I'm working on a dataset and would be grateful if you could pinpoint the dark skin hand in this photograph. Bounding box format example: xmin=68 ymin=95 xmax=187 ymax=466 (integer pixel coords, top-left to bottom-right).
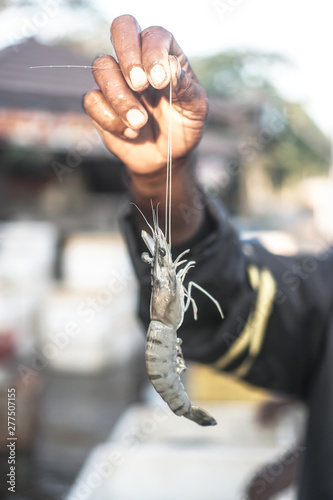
xmin=83 ymin=14 xmax=208 ymax=245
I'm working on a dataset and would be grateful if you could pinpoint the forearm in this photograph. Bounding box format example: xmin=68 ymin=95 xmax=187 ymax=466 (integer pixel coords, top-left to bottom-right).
xmin=126 ymin=153 xmax=204 ymax=246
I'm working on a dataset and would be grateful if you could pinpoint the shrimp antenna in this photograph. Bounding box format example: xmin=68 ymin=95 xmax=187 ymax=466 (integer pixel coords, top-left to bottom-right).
xmin=155 ymin=202 xmax=161 ymax=230
xmin=130 ymin=202 xmax=154 ymax=233
xmin=150 ymin=199 xmax=158 ymax=230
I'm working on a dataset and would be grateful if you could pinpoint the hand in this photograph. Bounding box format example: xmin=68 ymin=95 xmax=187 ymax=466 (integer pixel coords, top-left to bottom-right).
xmin=83 ymin=15 xmax=207 ymax=174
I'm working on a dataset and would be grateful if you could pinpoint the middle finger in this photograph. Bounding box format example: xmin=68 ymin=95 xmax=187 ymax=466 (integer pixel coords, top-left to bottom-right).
xmin=111 ymin=15 xmax=149 ymax=92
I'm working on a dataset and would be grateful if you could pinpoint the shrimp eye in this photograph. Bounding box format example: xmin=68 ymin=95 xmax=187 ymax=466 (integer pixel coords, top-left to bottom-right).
xmin=158 ymin=247 xmax=166 ymax=257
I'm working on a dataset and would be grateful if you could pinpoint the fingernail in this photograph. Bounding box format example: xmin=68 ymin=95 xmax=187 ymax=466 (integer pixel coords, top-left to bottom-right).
xmin=150 ymin=64 xmax=167 ymax=86
xmin=130 ymin=67 xmax=148 ymax=89
xmin=126 ymin=109 xmax=146 ymax=128
xmin=124 ymin=127 xmax=139 ymax=139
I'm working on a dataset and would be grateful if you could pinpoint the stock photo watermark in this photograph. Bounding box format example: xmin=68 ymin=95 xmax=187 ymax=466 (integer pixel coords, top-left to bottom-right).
xmin=239 ymin=107 xmax=286 ymax=164
xmin=52 ymin=129 xmax=102 ymax=183
xmin=6 ymin=0 xmax=61 ymax=50
xmin=212 ymin=0 xmax=245 ymax=22
xmin=177 ymin=106 xmax=288 ymax=226
xmin=221 ymin=238 xmax=333 ymax=351
xmin=274 ymin=240 xmax=333 ymax=304
xmin=67 ymin=405 xmax=170 ymax=500
xmin=6 ymin=387 xmax=17 ymax=493
xmin=240 ymin=442 xmax=306 ymax=500
xmin=17 ymin=267 xmax=134 ymax=385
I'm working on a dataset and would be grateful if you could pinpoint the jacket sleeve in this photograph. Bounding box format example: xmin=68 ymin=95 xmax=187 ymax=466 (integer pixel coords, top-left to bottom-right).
xmin=120 ymin=193 xmax=333 ymax=400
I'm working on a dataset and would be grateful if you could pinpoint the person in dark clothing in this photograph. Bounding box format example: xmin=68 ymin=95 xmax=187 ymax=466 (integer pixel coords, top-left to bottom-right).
xmin=84 ymin=15 xmax=333 ymax=499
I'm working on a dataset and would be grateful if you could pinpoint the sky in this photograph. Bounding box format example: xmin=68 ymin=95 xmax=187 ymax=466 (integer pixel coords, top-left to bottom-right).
xmin=1 ymin=0 xmax=332 ymax=138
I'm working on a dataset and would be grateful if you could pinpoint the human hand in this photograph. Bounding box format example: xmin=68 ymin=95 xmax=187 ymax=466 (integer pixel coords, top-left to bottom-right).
xmin=83 ymin=15 xmax=207 ymax=174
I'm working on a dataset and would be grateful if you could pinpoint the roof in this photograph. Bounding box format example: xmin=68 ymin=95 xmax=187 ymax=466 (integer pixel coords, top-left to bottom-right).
xmin=0 ymin=38 xmax=96 ymax=112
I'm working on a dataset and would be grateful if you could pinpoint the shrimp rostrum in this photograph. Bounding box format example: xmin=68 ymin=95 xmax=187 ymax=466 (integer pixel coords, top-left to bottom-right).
xmin=141 ymin=207 xmax=224 ymax=427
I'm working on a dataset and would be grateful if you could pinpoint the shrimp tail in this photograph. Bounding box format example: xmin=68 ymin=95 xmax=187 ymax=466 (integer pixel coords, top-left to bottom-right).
xmin=184 ymin=405 xmax=217 ymax=426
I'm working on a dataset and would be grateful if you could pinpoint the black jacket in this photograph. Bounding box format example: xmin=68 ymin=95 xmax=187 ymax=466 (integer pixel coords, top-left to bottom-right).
xmin=121 ymin=194 xmax=333 ymax=401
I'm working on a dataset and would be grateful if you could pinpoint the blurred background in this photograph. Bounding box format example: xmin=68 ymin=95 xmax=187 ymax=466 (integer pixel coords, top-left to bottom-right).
xmin=0 ymin=1 xmax=332 ymax=499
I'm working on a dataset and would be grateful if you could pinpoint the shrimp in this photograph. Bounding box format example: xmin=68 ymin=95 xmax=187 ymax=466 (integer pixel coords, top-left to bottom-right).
xmin=141 ymin=209 xmax=223 ymax=426
xmin=139 ymin=73 xmax=223 ymax=426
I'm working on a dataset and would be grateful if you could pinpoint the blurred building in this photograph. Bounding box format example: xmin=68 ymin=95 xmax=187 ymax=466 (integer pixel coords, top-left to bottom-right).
xmin=0 ymin=39 xmax=330 ymax=223
xmin=197 ymin=95 xmax=265 ymax=213
xmin=0 ymin=38 xmax=127 ymax=224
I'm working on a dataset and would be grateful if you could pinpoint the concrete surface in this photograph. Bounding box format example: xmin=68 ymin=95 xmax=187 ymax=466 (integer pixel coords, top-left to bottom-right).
xmin=67 ymin=397 xmax=305 ymax=500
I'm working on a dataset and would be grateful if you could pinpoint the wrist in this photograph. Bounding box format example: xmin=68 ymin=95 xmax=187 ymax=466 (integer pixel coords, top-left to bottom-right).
xmin=127 ymin=155 xmax=186 ymax=204
xmin=126 ymin=152 xmax=204 ymax=245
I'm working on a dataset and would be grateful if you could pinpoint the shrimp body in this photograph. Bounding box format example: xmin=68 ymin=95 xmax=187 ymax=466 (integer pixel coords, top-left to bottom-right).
xmin=141 ymin=217 xmax=222 ymax=426
xmin=146 ymin=321 xmax=190 ymax=416
xmin=146 ymin=319 xmax=216 ymax=425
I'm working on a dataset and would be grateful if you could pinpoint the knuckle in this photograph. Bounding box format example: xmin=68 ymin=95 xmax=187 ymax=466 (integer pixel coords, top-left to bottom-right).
xmin=141 ymin=25 xmax=171 ymax=41
xmin=111 ymin=15 xmax=140 ymax=46
xmin=112 ymin=14 xmax=137 ymax=30
xmin=112 ymin=92 xmax=127 ymax=107
xmin=83 ymin=90 xmax=101 ymax=110
xmin=93 ymin=55 xmax=113 ymax=71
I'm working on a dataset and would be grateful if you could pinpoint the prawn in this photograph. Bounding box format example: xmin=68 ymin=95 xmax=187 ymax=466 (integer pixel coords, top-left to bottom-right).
xmin=140 ymin=76 xmax=223 ymax=426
